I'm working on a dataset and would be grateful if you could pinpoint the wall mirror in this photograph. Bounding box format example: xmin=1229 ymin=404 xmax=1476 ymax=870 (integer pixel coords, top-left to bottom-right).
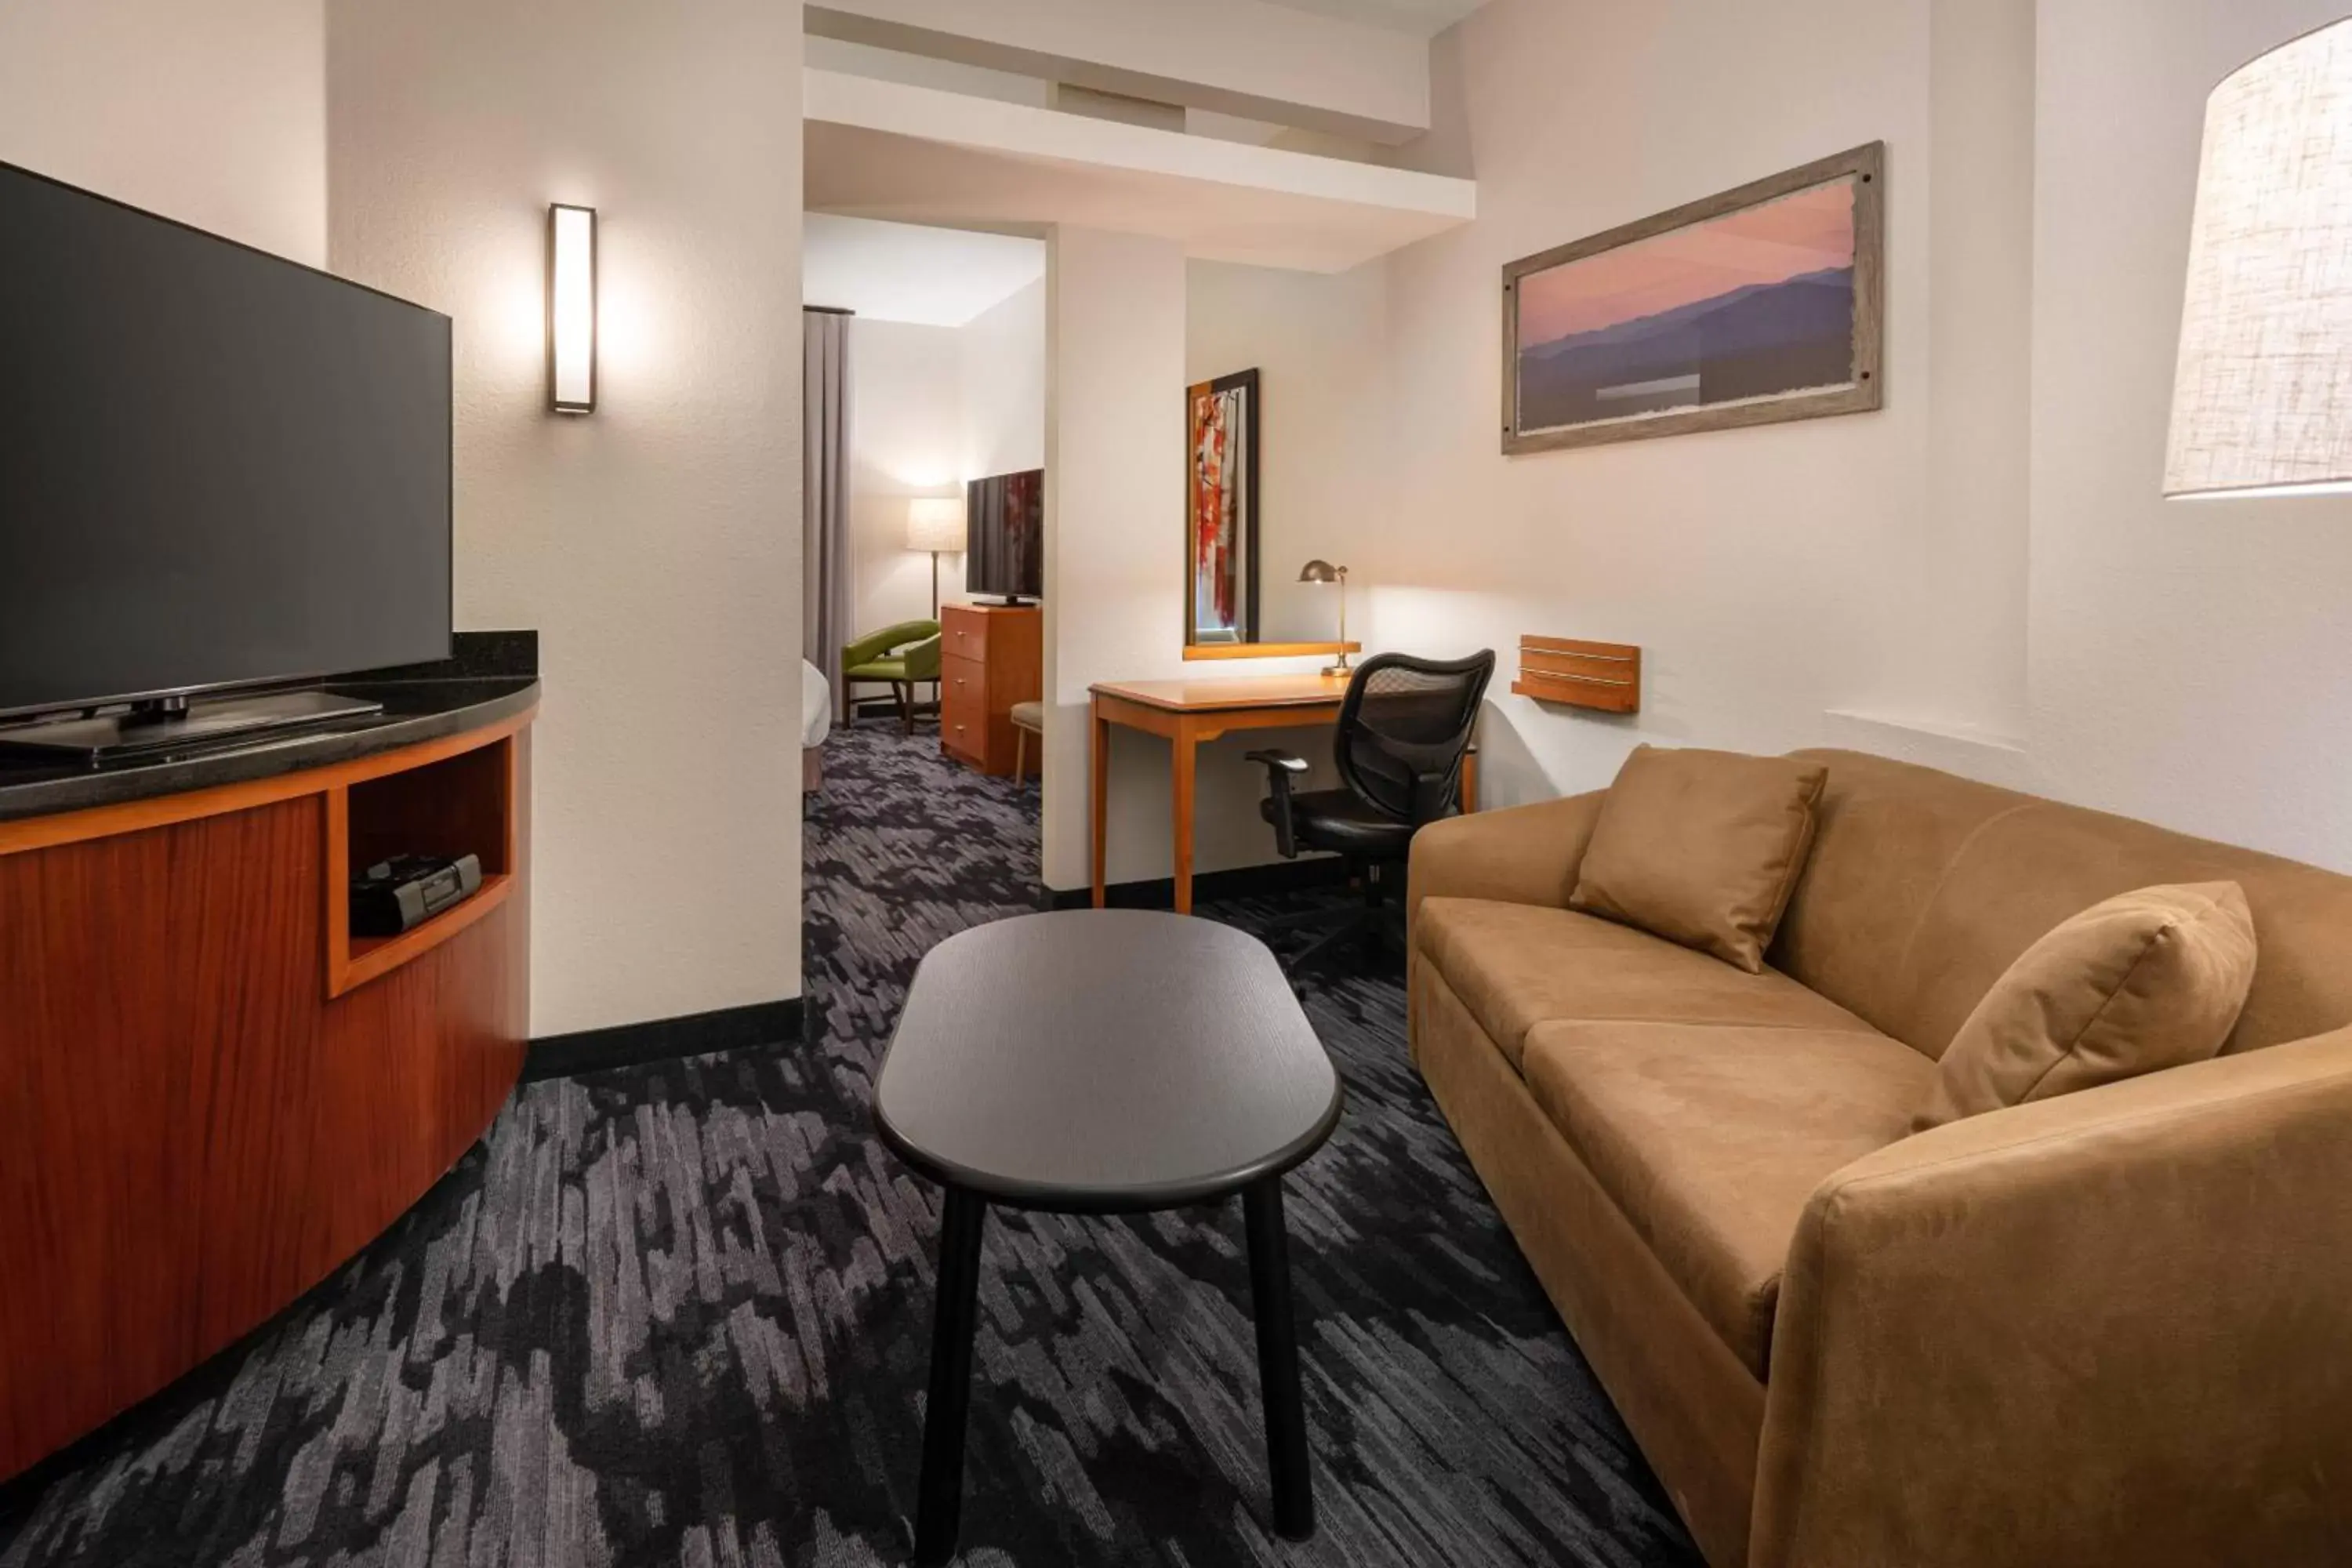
xmin=1181 ymin=366 xmax=1358 ymax=662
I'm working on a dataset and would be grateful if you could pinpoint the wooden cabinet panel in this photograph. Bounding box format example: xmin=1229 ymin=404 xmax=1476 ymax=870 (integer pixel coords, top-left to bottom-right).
xmin=936 ymin=605 xmax=1041 ymax=775
xmin=942 ymin=652 xmax=986 ymax=712
xmin=0 ymin=721 xmax=532 ymax=1482
xmin=942 ymin=604 xmax=992 ymax=662
xmin=942 ymin=654 xmax=988 ymax=763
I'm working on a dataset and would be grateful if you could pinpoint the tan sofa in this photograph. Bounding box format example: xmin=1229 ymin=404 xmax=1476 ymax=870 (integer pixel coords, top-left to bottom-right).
xmin=1406 ymin=747 xmax=2352 ymax=1568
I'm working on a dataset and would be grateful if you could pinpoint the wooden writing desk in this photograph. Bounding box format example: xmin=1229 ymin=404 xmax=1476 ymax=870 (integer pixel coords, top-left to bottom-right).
xmin=1089 ymin=673 xmax=1477 ymax=914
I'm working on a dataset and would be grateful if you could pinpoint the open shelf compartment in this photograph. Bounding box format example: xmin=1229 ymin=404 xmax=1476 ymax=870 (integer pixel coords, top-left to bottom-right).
xmin=325 ymin=733 xmax=517 ymax=997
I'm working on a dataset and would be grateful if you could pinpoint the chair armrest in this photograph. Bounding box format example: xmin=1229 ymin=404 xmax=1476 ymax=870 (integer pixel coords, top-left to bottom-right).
xmin=1754 ymin=1027 xmax=2352 ymax=1568
xmin=1405 ymin=789 xmax=1604 ymax=935
xmin=841 ymin=619 xmax=939 ymax=670
xmin=901 ymin=634 xmax=942 ymax=681
xmin=1246 ymin=749 xmax=1309 ymax=859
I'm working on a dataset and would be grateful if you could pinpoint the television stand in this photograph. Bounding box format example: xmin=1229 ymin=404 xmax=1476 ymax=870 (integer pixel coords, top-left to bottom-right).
xmin=0 ymin=689 xmax=384 ymax=766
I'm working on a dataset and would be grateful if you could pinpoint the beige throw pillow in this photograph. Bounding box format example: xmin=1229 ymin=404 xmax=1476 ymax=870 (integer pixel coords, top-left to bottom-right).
xmin=1915 ymin=882 xmax=2257 ymax=1131
xmin=1568 ymin=745 xmax=1829 ymax=974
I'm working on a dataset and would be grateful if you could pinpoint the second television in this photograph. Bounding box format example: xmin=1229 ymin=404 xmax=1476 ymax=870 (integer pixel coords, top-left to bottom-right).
xmin=966 ymin=469 xmax=1042 ymax=604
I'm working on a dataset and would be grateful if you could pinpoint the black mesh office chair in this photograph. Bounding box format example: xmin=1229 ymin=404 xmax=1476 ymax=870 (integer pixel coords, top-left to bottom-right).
xmin=1248 ymin=649 xmax=1496 ymax=970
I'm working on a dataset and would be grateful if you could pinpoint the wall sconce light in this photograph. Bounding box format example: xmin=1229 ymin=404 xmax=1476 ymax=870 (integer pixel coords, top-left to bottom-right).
xmin=546 ymin=203 xmax=597 ymax=414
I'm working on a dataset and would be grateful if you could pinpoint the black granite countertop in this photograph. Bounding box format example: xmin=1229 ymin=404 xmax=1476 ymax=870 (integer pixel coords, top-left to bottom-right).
xmin=0 ymin=632 xmax=539 ymax=825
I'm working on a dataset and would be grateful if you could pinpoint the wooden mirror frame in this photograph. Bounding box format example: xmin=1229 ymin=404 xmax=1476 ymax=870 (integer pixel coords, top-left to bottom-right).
xmin=1181 ymin=640 xmax=1360 ymax=662
xmin=1185 ymin=368 xmax=1262 ymax=649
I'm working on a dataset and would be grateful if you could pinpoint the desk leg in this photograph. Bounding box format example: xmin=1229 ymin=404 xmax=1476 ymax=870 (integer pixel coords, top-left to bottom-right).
xmin=1171 ymin=717 xmax=1197 ymax=916
xmin=1091 ymin=702 xmax=1109 ymax=909
xmin=1462 ymin=747 xmax=1480 ymax=815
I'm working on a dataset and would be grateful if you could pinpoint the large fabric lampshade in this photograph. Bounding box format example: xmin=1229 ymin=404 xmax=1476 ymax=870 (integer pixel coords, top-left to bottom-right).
xmin=2165 ymin=19 xmax=2352 ymax=499
xmin=906 ymin=497 xmax=967 ymax=554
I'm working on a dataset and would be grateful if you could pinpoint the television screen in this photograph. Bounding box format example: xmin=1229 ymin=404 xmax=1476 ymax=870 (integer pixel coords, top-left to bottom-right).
xmin=0 ymin=162 xmax=452 ymax=719
xmin=965 ymin=469 xmax=1043 ymax=602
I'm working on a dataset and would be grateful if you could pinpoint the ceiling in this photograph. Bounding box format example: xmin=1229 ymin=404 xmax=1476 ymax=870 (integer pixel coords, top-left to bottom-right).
xmin=1256 ymin=0 xmax=1490 ymax=38
xmin=802 ymin=213 xmax=1046 ymax=326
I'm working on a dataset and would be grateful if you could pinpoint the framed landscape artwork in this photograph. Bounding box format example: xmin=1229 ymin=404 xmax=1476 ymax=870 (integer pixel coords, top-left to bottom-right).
xmin=1185 ymin=367 xmax=1261 ymax=645
xmin=1503 ymin=142 xmax=1884 ymax=454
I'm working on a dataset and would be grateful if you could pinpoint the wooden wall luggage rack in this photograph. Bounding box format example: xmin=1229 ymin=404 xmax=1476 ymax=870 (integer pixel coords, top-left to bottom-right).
xmin=1511 ymin=636 xmax=1642 ymax=713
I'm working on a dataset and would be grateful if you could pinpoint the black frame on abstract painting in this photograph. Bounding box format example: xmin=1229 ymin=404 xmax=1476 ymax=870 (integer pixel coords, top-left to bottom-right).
xmin=1185 ymin=367 xmax=1262 ymax=647
xmin=1501 ymin=142 xmax=1885 ymax=455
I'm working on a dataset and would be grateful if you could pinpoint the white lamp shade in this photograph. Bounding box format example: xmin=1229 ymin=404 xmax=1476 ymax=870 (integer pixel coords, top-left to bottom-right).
xmin=2166 ymin=19 xmax=2352 ymax=499
xmin=906 ymin=495 xmax=967 ymax=553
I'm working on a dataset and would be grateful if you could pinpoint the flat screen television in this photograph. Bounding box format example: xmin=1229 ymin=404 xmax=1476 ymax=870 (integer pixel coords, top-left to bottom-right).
xmin=0 ymin=160 xmax=452 ymax=757
xmin=965 ymin=468 xmax=1043 ymax=604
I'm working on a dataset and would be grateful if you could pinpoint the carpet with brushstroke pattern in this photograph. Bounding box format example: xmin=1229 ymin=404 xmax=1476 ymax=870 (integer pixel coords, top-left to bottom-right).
xmin=0 ymin=721 xmax=1699 ymax=1568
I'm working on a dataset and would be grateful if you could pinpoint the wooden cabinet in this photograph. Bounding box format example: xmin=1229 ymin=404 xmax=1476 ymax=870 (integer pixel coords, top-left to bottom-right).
xmin=939 ymin=603 xmax=1040 ymax=775
xmin=0 ymin=706 xmax=533 ymax=1481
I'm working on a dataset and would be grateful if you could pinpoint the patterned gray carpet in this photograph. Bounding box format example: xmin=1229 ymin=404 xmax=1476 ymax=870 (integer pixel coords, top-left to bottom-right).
xmin=0 ymin=722 xmax=1699 ymax=1568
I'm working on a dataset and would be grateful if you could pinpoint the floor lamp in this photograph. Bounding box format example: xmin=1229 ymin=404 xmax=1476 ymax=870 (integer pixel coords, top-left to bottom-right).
xmin=2166 ymin=18 xmax=2352 ymax=501
xmin=907 ymin=497 xmax=967 ymax=618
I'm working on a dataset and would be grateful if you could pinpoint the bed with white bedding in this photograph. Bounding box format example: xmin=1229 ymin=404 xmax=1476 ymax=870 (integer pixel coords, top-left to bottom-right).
xmin=801 ymin=659 xmax=831 ymax=791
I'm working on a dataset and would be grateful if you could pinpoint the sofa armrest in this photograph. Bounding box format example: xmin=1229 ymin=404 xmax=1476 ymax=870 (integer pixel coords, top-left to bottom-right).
xmin=1406 ymin=789 xmax=1604 ymax=936
xmin=1754 ymin=1027 xmax=2352 ymax=1568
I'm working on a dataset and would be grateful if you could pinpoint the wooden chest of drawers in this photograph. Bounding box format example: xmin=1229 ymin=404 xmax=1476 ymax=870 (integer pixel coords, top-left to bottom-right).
xmin=938 ymin=603 xmax=1041 ymax=775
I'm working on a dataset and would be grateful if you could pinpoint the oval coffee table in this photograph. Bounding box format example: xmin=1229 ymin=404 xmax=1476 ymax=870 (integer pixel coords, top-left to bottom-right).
xmin=875 ymin=909 xmax=1344 ymax=1565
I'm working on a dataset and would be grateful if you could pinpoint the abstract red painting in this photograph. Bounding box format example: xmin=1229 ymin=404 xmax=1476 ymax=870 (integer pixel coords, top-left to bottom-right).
xmin=1185 ymin=368 xmax=1260 ymax=645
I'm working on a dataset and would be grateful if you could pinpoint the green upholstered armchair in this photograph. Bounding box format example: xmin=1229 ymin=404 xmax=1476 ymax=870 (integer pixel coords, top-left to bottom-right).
xmin=842 ymin=619 xmax=942 ymax=733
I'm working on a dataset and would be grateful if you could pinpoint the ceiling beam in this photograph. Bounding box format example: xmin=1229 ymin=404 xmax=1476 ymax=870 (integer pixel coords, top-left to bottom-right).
xmin=805 ymin=0 xmax=1432 ymax=146
xmin=804 ymin=68 xmax=1472 ymax=273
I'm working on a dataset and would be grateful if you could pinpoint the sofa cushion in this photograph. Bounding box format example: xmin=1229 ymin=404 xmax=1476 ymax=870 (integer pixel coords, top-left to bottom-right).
xmin=1915 ymin=882 xmax=2258 ymax=1131
xmin=1570 ymin=745 xmax=1829 ymax=973
xmin=1521 ymin=1020 xmax=1933 ymax=1377
xmin=1415 ymin=897 xmax=1876 ymax=1071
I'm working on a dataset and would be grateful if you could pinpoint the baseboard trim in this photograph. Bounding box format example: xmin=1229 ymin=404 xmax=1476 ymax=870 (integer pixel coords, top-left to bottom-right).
xmin=522 ymin=996 xmax=806 ymax=1082
xmin=1044 ymin=856 xmax=1348 ymax=911
xmin=845 ymin=697 xmax=939 ymax=720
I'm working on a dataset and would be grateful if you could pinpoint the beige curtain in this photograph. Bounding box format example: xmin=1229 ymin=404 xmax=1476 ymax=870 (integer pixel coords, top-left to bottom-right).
xmin=803 ymin=308 xmax=854 ymax=719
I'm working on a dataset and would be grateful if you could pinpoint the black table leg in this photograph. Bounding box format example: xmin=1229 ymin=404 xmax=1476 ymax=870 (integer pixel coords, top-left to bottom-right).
xmin=1244 ymin=1176 xmax=1315 ymax=1540
xmin=915 ymin=1187 xmax=988 ymax=1566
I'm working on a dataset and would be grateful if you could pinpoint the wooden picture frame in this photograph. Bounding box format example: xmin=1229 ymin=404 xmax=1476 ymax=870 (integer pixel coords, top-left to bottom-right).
xmin=1502 ymin=142 xmax=1884 ymax=455
xmin=1185 ymin=368 xmax=1261 ymax=646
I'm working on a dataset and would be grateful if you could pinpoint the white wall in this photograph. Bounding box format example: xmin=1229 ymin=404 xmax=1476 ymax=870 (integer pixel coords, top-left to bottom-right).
xmin=850 ymin=318 xmax=967 ymax=636
xmin=964 ymin=278 xmax=1049 ymax=479
xmin=1334 ymin=0 xmax=2352 ymax=875
xmin=328 ymin=0 xmax=806 ymax=1036
xmin=2026 ymin=0 xmax=2352 ymax=869
xmin=1188 ymin=259 xmax=1391 ymax=646
xmin=1910 ymin=0 xmax=2035 ymax=743
xmin=1042 ymin=227 xmax=1190 ymax=891
xmin=1370 ymin=0 xmax=1953 ymax=809
xmin=841 ymin=277 xmax=1047 ymax=644
xmin=0 ymin=0 xmax=325 ymax=265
